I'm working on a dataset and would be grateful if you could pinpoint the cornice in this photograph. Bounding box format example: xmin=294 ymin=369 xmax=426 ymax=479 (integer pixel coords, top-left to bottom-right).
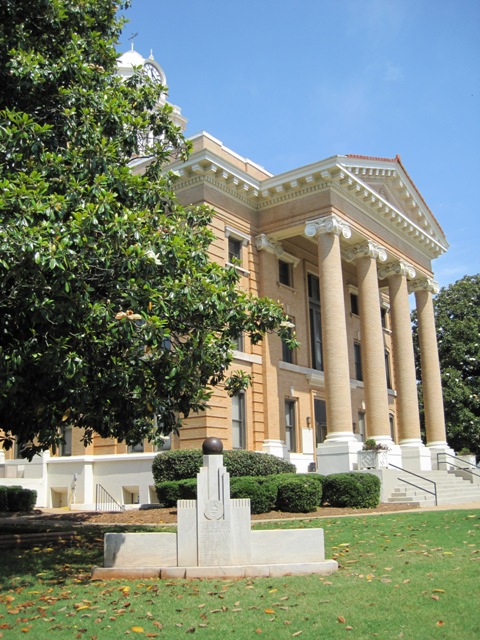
xmin=166 ymin=150 xmax=447 ymax=261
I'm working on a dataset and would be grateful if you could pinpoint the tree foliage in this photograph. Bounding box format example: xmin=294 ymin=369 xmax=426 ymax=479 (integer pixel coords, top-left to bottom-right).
xmin=413 ymin=274 xmax=480 ymax=456
xmin=0 ymin=0 xmax=296 ymax=458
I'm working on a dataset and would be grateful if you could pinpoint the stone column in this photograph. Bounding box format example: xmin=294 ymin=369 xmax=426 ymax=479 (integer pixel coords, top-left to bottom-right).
xmin=410 ymin=278 xmax=452 ymax=465
xmin=346 ymin=241 xmax=392 ymax=444
xmin=379 ymin=261 xmax=430 ymax=470
xmin=305 ymin=215 xmax=354 ymax=441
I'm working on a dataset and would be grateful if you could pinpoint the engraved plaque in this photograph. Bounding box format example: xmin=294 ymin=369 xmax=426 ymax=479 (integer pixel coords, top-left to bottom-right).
xmin=204 ymin=499 xmax=223 ymax=520
xmin=198 ymin=520 xmax=231 ymax=566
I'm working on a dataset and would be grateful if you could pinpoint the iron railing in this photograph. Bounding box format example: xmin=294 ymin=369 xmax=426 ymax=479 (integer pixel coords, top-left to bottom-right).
xmin=95 ymin=484 xmax=125 ymax=512
xmin=388 ymin=463 xmax=438 ymax=506
xmin=437 ymin=452 xmax=480 ymax=479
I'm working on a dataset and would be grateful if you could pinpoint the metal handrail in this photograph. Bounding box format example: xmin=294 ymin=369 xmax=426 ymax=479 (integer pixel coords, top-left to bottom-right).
xmin=95 ymin=484 xmax=125 ymax=512
xmin=437 ymin=452 xmax=480 ymax=478
xmin=388 ymin=463 xmax=438 ymax=506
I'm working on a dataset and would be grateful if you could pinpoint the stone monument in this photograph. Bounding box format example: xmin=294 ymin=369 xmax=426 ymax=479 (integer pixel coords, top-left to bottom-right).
xmin=92 ymin=438 xmax=338 ymax=579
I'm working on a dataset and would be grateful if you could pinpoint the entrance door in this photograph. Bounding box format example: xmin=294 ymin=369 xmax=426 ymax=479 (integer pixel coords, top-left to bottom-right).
xmin=314 ymin=398 xmax=327 ymax=445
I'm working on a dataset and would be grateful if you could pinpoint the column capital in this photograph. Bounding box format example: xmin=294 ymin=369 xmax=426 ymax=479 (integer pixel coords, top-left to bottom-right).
xmin=304 ymin=214 xmax=352 ymax=240
xmin=255 ymin=234 xmax=300 ymax=267
xmin=255 ymin=233 xmax=284 ymax=256
xmin=344 ymin=240 xmax=388 ymax=263
xmin=378 ymin=260 xmax=416 ymax=280
xmin=408 ymin=277 xmax=440 ymax=295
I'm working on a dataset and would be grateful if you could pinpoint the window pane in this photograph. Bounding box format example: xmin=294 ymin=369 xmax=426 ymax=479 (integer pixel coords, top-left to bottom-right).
xmin=285 ymin=400 xmax=296 ymax=452
xmin=350 ymin=293 xmax=359 ymax=315
xmin=228 ymin=237 xmax=241 ymax=262
xmin=232 ymin=393 xmax=246 ymax=449
xmin=278 ymin=260 xmax=291 ymax=286
xmin=354 ymin=343 xmax=363 ymax=381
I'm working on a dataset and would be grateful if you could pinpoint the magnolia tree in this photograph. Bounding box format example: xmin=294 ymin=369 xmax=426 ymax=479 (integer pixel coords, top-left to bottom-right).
xmin=413 ymin=274 xmax=480 ymax=456
xmin=0 ymin=0 xmax=296 ymax=458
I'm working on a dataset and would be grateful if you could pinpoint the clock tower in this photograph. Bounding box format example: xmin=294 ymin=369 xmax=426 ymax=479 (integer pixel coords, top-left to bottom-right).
xmin=117 ymin=45 xmax=187 ymax=132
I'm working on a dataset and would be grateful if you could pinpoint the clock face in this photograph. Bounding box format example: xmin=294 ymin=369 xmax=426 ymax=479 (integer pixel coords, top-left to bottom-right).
xmin=143 ymin=61 xmax=163 ymax=84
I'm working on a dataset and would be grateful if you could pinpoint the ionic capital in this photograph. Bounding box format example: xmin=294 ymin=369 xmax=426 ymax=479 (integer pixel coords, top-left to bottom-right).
xmin=255 ymin=233 xmax=300 ymax=267
xmin=344 ymin=240 xmax=388 ymax=263
xmin=304 ymin=214 xmax=352 ymax=240
xmin=255 ymin=233 xmax=284 ymax=257
xmin=408 ymin=277 xmax=440 ymax=295
xmin=378 ymin=260 xmax=416 ymax=281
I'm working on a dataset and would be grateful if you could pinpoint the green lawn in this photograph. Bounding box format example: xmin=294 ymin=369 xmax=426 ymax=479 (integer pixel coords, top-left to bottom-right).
xmin=0 ymin=510 xmax=478 ymax=639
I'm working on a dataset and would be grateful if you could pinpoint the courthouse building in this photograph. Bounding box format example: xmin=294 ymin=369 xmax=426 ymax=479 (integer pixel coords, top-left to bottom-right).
xmin=0 ymin=49 xmax=455 ymax=508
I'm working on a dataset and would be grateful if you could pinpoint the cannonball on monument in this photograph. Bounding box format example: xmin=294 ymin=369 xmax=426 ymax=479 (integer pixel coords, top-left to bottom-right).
xmin=202 ymin=437 xmax=223 ymax=455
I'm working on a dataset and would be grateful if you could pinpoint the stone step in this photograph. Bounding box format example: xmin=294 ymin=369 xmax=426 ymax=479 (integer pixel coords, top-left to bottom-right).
xmin=385 ymin=468 xmax=480 ymax=507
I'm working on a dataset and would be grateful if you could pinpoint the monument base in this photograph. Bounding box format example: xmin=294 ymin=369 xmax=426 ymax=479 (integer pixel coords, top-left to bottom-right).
xmin=92 ymin=560 xmax=338 ymax=580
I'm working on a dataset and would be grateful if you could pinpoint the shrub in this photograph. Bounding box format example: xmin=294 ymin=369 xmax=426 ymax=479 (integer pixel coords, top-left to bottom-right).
xmin=178 ymin=478 xmax=197 ymax=500
xmin=0 ymin=486 xmax=37 ymax=512
xmin=230 ymin=476 xmax=278 ymax=514
xmin=0 ymin=486 xmax=8 ymax=511
xmin=276 ymin=477 xmax=321 ymax=513
xmin=152 ymin=448 xmax=296 ymax=483
xmin=14 ymin=488 xmax=37 ymax=512
xmin=155 ymin=481 xmax=182 ymax=507
xmin=322 ymin=472 xmax=380 ymax=508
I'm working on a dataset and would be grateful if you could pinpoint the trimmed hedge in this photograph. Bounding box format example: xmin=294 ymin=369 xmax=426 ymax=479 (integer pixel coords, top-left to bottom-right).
xmin=152 ymin=449 xmax=296 ymax=483
xmin=155 ymin=478 xmax=197 ymax=507
xmin=230 ymin=476 xmax=278 ymax=514
xmin=275 ymin=476 xmax=321 ymax=513
xmin=322 ymin=472 xmax=380 ymax=508
xmin=0 ymin=486 xmax=37 ymax=512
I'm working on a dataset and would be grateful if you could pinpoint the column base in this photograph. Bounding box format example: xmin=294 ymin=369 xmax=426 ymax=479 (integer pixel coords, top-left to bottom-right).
xmin=399 ymin=439 xmax=432 ymax=471
xmin=316 ymin=439 xmax=363 ymax=475
xmin=426 ymin=442 xmax=456 ymax=470
xmin=262 ymin=440 xmax=287 ymax=459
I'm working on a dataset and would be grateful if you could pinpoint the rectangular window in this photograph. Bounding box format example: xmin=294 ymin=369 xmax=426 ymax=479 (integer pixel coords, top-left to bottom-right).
xmin=278 ymin=259 xmax=292 ymax=286
xmin=350 ymin=293 xmax=359 ymax=315
xmin=128 ymin=441 xmax=145 ymax=453
xmin=308 ymin=274 xmax=323 ymax=371
xmin=233 ymin=332 xmax=244 ymax=352
xmin=385 ymin=350 xmax=392 ymax=389
xmin=381 ymin=307 xmax=388 ymax=329
xmin=228 ymin=237 xmax=242 ymax=263
xmin=232 ymin=392 xmax=246 ymax=449
xmin=60 ymin=427 xmax=72 ymax=457
xmin=281 ymin=316 xmax=295 ymax=364
xmin=285 ymin=400 xmax=297 ymax=452
xmin=354 ymin=342 xmax=363 ymax=381
xmin=357 ymin=412 xmax=366 ymax=441
xmin=314 ymin=398 xmax=327 ymax=444
xmin=389 ymin=413 xmax=395 ymax=440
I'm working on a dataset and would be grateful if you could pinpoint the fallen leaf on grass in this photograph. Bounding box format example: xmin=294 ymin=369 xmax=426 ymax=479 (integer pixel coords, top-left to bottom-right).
xmin=152 ymin=622 xmax=163 ymax=629
xmin=337 ymin=616 xmax=346 ymax=624
xmin=264 ymin=609 xmax=275 ymax=614
xmin=292 ymin=632 xmax=303 ymax=637
xmin=431 ymin=595 xmax=440 ymax=601
xmin=131 ymin=627 xmax=144 ymax=633
xmin=432 ymin=589 xmax=445 ymax=593
xmin=436 ymin=621 xmax=445 ymax=627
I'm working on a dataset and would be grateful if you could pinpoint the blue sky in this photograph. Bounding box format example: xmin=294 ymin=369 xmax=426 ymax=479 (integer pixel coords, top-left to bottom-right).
xmin=118 ymin=0 xmax=480 ymax=289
